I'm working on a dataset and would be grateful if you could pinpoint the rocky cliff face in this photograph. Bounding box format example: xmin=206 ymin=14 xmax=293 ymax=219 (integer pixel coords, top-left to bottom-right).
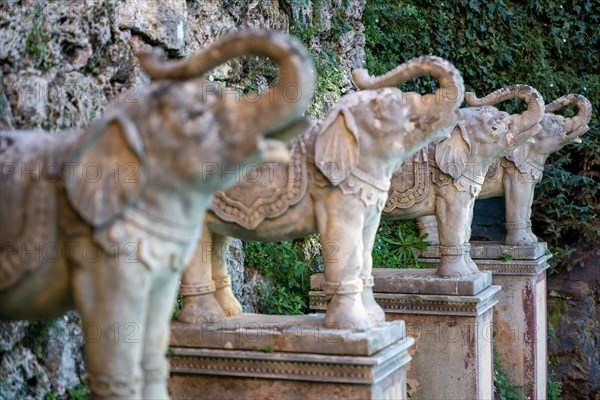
xmin=0 ymin=1 xmax=366 ymax=398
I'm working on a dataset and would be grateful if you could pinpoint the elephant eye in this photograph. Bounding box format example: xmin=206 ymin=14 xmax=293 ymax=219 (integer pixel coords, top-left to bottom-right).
xmin=491 ymin=126 xmax=498 ymax=131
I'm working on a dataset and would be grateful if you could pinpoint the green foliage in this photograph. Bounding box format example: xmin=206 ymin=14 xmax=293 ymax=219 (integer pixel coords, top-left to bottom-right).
xmin=171 ymin=293 xmax=183 ymax=321
xmin=547 ymin=370 xmax=563 ymax=400
xmin=26 ymin=320 xmax=58 ymax=360
xmin=373 ymin=220 xmax=429 ymax=268
xmin=66 ymin=380 xmax=88 ymax=400
xmin=363 ymin=0 xmax=600 ymax=272
xmin=498 ymin=252 xmax=513 ymax=262
xmin=493 ymin=345 xmax=527 ymax=400
xmin=245 ymin=240 xmax=318 ymax=315
xmin=25 ymin=5 xmax=51 ymax=70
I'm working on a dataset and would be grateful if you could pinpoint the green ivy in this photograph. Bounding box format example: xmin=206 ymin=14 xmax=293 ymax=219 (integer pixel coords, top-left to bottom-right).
xmin=493 ymin=344 xmax=527 ymax=400
xmin=363 ymin=0 xmax=600 ymax=273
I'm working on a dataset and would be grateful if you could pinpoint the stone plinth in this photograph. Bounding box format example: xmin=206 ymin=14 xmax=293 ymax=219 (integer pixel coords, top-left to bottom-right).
xmin=311 ymin=270 xmax=499 ymax=400
xmin=417 ymin=242 xmax=550 ymax=399
xmin=168 ymin=314 xmax=414 ymax=400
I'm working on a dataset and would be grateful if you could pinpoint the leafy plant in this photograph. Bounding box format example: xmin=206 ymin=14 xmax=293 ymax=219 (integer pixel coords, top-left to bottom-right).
xmin=493 ymin=344 xmax=526 ymax=400
xmin=498 ymin=252 xmax=513 ymax=262
xmin=66 ymin=380 xmax=89 ymax=400
xmin=373 ymin=220 xmax=429 ymax=268
xmin=547 ymin=371 xmax=563 ymax=400
xmin=25 ymin=5 xmax=51 ymax=70
xmin=244 ymin=240 xmax=318 ymax=315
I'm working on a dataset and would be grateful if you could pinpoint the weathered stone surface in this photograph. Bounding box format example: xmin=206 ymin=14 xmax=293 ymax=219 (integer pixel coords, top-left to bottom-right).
xmin=0 ymin=320 xmax=28 ymax=352
xmin=42 ymin=312 xmax=86 ymax=397
xmin=419 ymin=241 xmax=548 ymax=261
xmin=168 ymin=336 xmax=414 ymax=400
xmin=118 ymin=0 xmax=187 ymax=52
xmin=547 ymin=246 xmax=600 ymax=399
xmin=171 ymin=313 xmax=405 ymax=356
xmin=312 ymin=269 xmax=491 ymax=296
xmin=0 ymin=345 xmax=52 ymax=400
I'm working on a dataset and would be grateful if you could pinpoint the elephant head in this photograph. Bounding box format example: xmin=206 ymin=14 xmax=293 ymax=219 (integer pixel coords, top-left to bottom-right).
xmin=314 ymin=56 xmax=464 ymax=186
xmin=506 ymin=94 xmax=592 ymax=171
xmin=65 ymin=30 xmax=315 ymax=228
xmin=352 ymin=56 xmax=465 ymax=159
xmin=435 ymin=84 xmax=545 ymax=181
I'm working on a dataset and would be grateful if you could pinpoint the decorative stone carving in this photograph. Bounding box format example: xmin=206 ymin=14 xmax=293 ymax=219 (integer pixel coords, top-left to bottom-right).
xmin=179 ymin=56 xmax=465 ymax=330
xmin=382 ymin=85 xmax=545 ymax=278
xmin=0 ymin=30 xmax=315 ymax=400
xmin=417 ymin=93 xmax=592 ymax=245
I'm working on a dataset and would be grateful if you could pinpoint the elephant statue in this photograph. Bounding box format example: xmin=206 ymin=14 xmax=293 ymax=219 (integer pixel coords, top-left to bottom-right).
xmin=0 ymin=30 xmax=315 ymax=400
xmin=381 ymin=84 xmax=545 ymax=277
xmin=416 ymin=93 xmax=592 ymax=245
xmin=178 ymin=55 xmax=465 ymax=330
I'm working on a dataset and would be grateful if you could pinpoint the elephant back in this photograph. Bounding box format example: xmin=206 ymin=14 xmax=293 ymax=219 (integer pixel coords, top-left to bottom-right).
xmin=210 ymin=139 xmax=308 ymax=230
xmin=384 ymin=148 xmax=431 ymax=212
xmin=0 ymin=132 xmax=59 ymax=291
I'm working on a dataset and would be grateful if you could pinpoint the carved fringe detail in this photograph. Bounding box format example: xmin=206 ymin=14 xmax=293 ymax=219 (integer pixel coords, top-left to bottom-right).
xmin=505 ymin=220 xmax=532 ymax=230
xmin=439 ymin=245 xmax=465 ymax=256
xmin=180 ymin=282 xmax=216 ymax=296
xmin=322 ymin=279 xmax=363 ymax=295
xmin=214 ymin=275 xmax=232 ymax=290
xmin=360 ymin=275 xmax=375 ymax=288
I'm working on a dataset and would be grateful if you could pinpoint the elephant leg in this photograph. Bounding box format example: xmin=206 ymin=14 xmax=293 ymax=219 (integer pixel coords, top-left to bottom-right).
xmin=503 ymin=169 xmax=537 ymax=244
xmin=179 ymin=224 xmax=226 ymax=324
xmin=416 ymin=215 xmax=440 ymax=244
xmin=141 ymin=270 xmax=181 ymax=399
xmin=435 ymin=191 xmax=475 ymax=277
xmin=315 ymin=196 xmax=371 ymax=330
xmin=72 ymin=251 xmax=148 ymax=399
xmin=463 ymin=204 xmax=478 ymax=273
xmin=211 ymin=234 xmax=243 ymax=317
xmin=360 ymin=214 xmax=385 ymax=323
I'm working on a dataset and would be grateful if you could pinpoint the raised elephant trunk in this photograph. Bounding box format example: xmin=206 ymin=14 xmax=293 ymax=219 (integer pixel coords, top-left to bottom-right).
xmin=137 ymin=29 xmax=315 ymax=138
xmin=545 ymin=94 xmax=592 ymax=139
xmin=465 ymin=84 xmax=544 ymax=145
xmin=352 ymin=56 xmax=465 ymax=111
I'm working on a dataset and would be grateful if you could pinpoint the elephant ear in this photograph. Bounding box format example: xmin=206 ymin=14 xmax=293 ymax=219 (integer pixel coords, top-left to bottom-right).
xmin=505 ymin=144 xmax=530 ymax=169
xmin=315 ymin=106 xmax=360 ymax=186
xmin=65 ymin=113 xmax=147 ymax=228
xmin=434 ymin=122 xmax=471 ymax=180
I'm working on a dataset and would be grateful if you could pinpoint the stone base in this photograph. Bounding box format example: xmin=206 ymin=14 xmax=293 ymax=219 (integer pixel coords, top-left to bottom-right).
xmin=418 ymin=241 xmax=550 ymax=399
xmin=168 ymin=314 xmax=414 ymax=400
xmin=311 ymin=270 xmax=500 ymax=400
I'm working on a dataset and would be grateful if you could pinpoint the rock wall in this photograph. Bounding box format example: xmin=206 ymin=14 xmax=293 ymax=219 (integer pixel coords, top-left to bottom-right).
xmin=0 ymin=1 xmax=366 ymax=398
xmin=547 ymin=245 xmax=600 ymax=399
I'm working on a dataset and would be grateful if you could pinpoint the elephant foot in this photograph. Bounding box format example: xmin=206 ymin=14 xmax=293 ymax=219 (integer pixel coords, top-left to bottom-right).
xmin=324 ymin=293 xmax=372 ymax=331
xmin=214 ymin=285 xmax=243 ymax=317
xmin=142 ymin=365 xmax=169 ymax=400
xmin=463 ymin=244 xmax=480 ymax=274
xmin=505 ymin=221 xmax=537 ymax=245
xmin=142 ymin=383 xmax=168 ymax=400
xmin=437 ymin=256 xmax=473 ymax=277
xmin=360 ymin=277 xmax=385 ymax=323
xmin=178 ymin=293 xmax=225 ymax=324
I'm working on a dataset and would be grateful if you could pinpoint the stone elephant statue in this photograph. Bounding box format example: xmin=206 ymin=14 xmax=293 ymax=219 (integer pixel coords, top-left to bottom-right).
xmin=416 ymin=93 xmax=592 ymax=245
xmin=0 ymin=30 xmax=315 ymax=400
xmin=381 ymin=84 xmax=545 ymax=277
xmin=178 ymin=55 xmax=465 ymax=330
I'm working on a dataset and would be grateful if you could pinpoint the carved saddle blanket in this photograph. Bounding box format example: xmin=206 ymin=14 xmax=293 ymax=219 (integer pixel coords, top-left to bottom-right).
xmin=210 ymin=139 xmax=308 ymax=230
xmin=384 ymin=147 xmax=431 ymax=212
xmin=0 ymin=132 xmax=61 ymax=291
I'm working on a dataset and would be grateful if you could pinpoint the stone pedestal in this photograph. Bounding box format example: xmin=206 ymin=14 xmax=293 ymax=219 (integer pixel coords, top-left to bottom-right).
xmin=168 ymin=314 xmax=414 ymax=400
xmin=310 ymin=271 xmax=500 ymax=400
xmin=418 ymin=242 xmax=550 ymax=399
